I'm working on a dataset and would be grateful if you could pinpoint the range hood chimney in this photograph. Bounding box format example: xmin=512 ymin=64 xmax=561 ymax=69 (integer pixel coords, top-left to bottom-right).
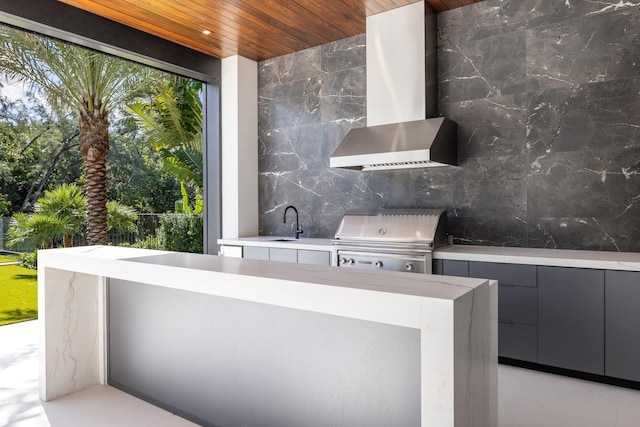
xmin=330 ymin=1 xmax=457 ymax=171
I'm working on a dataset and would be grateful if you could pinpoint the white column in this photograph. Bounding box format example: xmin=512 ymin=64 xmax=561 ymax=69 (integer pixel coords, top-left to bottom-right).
xmin=221 ymin=56 xmax=258 ymax=238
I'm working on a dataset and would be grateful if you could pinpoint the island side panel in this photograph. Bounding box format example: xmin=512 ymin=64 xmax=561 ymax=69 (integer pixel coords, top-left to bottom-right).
xmin=420 ymin=279 xmax=495 ymax=427
xmin=38 ymin=267 xmax=103 ymax=401
xmin=108 ymin=278 xmax=422 ymax=427
xmin=453 ymin=279 xmax=496 ymax=427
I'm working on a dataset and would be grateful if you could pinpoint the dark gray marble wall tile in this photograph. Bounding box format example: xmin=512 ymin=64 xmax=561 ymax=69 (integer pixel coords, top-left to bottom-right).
xmin=527 ymin=77 xmax=640 ymax=155
xmin=258 ymin=124 xmax=326 ymax=172
xmin=321 ymin=34 xmax=366 ymax=73
xmin=528 ymin=216 xmax=640 ymax=252
xmin=411 ymin=156 xmax=527 ymax=218
xmin=439 ymin=30 xmax=526 ymax=104
xmin=258 ymin=168 xmax=413 ymax=238
xmin=527 ymin=0 xmax=640 ymax=29
xmin=437 ymin=0 xmax=526 ymax=46
xmin=440 ymin=94 xmax=527 ymax=159
xmin=527 ymin=148 xmax=640 ymax=219
xmin=319 ymin=66 xmax=366 ymax=124
xmin=448 ymin=216 xmax=528 ymax=247
xmin=256 ymin=6 xmax=640 ymax=251
xmin=258 ymin=76 xmax=322 ymax=130
xmin=258 ymin=47 xmax=322 ymax=89
xmin=526 ymin=9 xmax=640 ymax=91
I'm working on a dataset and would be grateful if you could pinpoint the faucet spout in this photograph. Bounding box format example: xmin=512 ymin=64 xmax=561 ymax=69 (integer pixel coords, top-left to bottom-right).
xmin=283 ymin=205 xmax=304 ymax=239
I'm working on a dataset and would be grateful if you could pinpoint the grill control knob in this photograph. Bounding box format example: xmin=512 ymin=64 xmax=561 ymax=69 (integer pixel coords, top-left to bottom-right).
xmin=347 ymin=258 xmax=355 ymax=265
xmin=340 ymin=257 xmax=348 ymax=265
xmin=405 ymin=262 xmax=414 ymax=272
xmin=375 ymin=261 xmax=384 ymax=269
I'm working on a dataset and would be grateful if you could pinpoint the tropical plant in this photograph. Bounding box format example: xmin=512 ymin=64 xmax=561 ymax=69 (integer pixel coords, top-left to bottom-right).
xmin=7 ymin=183 xmax=139 ymax=249
xmin=0 ymin=26 xmax=163 ymax=244
xmin=106 ymin=200 xmax=137 ymax=233
xmin=8 ymin=212 xmax=68 ymax=249
xmin=34 ymin=183 xmax=86 ymax=247
xmin=174 ymin=181 xmax=203 ymax=214
xmin=126 ymin=77 xmax=203 ymax=190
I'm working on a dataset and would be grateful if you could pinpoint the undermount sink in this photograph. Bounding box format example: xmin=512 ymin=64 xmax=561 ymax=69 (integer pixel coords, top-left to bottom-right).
xmin=269 ymin=238 xmax=296 ymax=242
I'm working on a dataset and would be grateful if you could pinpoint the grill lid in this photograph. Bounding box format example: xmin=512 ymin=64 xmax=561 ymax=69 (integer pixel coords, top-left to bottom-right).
xmin=333 ymin=209 xmax=448 ymax=246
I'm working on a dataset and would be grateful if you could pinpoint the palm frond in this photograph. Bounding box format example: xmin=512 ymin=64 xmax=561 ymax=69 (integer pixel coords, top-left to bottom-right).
xmin=106 ymin=201 xmax=138 ymax=233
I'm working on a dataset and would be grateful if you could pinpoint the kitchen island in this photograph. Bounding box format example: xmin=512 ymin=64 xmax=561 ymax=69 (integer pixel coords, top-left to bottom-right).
xmin=38 ymin=246 xmax=496 ymax=427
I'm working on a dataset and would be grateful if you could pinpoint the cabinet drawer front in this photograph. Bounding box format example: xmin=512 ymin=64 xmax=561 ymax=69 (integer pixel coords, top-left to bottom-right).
xmin=498 ymin=322 xmax=537 ymax=363
xmin=298 ymin=250 xmax=330 ymax=266
xmin=442 ymin=260 xmax=468 ymax=277
xmin=269 ymin=248 xmax=297 ymax=263
xmin=243 ymin=246 xmax=269 ymax=260
xmin=498 ymin=285 xmax=537 ymax=325
xmin=470 ymin=262 xmax=537 ymax=287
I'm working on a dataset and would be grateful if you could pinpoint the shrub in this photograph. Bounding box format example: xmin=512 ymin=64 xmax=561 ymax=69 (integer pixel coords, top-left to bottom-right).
xmin=158 ymin=214 xmax=202 ymax=253
xmin=19 ymin=251 xmax=38 ymax=269
xmin=131 ymin=234 xmax=163 ymax=250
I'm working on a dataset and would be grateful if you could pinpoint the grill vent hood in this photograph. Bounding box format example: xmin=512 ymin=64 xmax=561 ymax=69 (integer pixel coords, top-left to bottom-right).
xmin=330 ymin=1 xmax=457 ymax=171
xmin=329 ymin=117 xmax=456 ymax=171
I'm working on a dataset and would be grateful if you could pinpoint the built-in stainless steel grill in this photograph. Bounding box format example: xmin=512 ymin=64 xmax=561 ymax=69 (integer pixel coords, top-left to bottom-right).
xmin=333 ymin=209 xmax=449 ymax=274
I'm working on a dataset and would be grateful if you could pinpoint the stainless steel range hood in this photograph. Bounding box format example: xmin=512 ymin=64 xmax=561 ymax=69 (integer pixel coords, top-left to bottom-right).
xmin=329 ymin=117 xmax=456 ymax=171
xmin=330 ymin=1 xmax=457 ymax=171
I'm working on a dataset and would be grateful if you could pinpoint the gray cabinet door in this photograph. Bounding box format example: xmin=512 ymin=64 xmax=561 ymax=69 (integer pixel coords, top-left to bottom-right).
xmin=432 ymin=259 xmax=443 ymax=275
xmin=538 ymin=266 xmax=604 ymax=375
xmin=499 ymin=322 xmax=537 ymax=362
xmin=605 ymin=270 xmax=640 ymax=382
xmin=442 ymin=260 xmax=468 ymax=277
xmin=269 ymin=248 xmax=298 ymax=263
xmin=243 ymin=246 xmax=269 ymax=260
xmin=297 ymin=250 xmax=330 ymax=266
xmin=498 ymin=285 xmax=537 ymax=325
xmin=469 ymin=262 xmax=537 ymax=287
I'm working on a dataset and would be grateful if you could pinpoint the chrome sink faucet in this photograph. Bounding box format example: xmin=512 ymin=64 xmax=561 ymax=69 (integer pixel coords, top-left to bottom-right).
xmin=283 ymin=205 xmax=304 ymax=239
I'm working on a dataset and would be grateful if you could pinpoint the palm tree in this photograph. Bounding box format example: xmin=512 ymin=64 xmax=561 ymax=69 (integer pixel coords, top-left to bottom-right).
xmin=126 ymin=78 xmax=203 ymax=189
xmin=34 ymin=183 xmax=86 ymax=247
xmin=8 ymin=212 xmax=68 ymax=250
xmin=0 ymin=27 xmax=162 ymax=244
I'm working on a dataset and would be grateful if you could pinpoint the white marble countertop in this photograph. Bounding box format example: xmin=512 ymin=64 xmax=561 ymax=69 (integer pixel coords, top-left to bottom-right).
xmin=38 ymin=246 xmax=489 ymax=329
xmin=434 ymin=245 xmax=640 ymax=272
xmin=218 ymin=236 xmax=334 ymax=251
xmin=218 ymin=237 xmax=640 ymax=272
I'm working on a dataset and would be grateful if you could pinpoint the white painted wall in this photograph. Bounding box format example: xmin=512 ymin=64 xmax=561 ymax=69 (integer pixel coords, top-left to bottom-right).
xmin=221 ymin=56 xmax=258 ymax=238
xmin=366 ymin=1 xmax=425 ymax=126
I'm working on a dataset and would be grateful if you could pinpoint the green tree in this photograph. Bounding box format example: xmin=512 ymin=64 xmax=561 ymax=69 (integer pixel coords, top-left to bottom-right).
xmin=126 ymin=77 xmax=203 ymax=192
xmin=8 ymin=212 xmax=67 ymax=249
xmin=106 ymin=122 xmax=182 ymax=213
xmin=0 ymin=94 xmax=82 ymax=214
xmin=0 ymin=27 xmax=162 ymax=244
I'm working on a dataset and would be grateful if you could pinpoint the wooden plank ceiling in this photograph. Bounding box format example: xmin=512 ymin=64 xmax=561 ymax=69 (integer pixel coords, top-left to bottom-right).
xmin=58 ymin=0 xmax=484 ymax=61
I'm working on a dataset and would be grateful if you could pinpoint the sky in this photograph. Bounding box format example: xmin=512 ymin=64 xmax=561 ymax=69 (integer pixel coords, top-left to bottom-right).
xmin=0 ymin=76 xmax=28 ymax=101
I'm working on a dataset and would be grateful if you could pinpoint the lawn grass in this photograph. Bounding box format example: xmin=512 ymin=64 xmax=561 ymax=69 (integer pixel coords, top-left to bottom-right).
xmin=0 ymin=262 xmax=38 ymax=326
xmin=0 ymin=254 xmax=18 ymax=263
